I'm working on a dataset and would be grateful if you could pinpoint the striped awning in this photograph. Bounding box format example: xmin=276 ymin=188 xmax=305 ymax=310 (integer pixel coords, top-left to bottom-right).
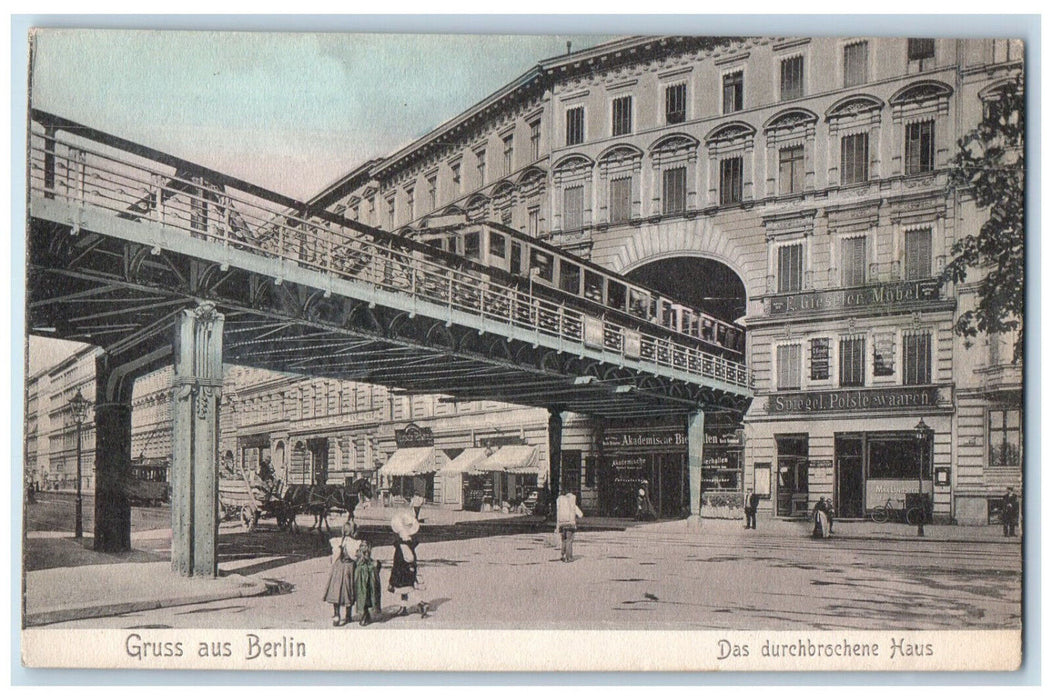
xmin=378 ymin=447 xmax=437 ymax=476
xmin=435 ymin=447 xmax=489 ymax=476
xmin=477 ymin=445 xmax=540 ymax=473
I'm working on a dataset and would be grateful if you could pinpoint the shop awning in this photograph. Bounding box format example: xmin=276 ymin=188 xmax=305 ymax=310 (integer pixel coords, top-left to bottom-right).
xmin=378 ymin=447 xmax=437 ymax=476
xmin=435 ymin=447 xmax=489 ymax=476
xmin=478 ymin=445 xmax=540 ymax=473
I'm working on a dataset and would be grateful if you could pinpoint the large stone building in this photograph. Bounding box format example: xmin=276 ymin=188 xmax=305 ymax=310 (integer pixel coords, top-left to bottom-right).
xmin=310 ymin=35 xmax=1024 ymax=524
xmin=26 ymin=35 xmax=1024 ymax=525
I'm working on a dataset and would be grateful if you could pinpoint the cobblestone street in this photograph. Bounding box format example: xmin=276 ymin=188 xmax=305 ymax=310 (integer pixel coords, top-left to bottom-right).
xmin=32 ymin=507 xmax=1021 ymax=631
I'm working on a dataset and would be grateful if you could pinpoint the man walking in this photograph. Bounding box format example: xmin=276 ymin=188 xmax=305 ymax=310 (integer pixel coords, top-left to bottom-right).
xmin=744 ymin=490 xmax=760 ymax=529
xmin=1001 ymin=487 xmax=1020 ymax=537
xmin=556 ymin=488 xmax=583 ymax=563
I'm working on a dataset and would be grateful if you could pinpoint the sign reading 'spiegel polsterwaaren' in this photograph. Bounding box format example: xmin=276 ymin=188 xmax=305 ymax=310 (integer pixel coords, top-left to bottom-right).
xmin=767 ymin=386 xmax=940 ymax=414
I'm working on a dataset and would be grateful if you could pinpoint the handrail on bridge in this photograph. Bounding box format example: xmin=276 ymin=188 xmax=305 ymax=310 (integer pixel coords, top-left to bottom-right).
xmin=27 ymin=117 xmax=750 ymax=391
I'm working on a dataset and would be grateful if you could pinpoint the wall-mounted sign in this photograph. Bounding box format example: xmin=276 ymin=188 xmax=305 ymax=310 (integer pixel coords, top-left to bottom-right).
xmin=602 ymin=430 xmax=687 ymax=450
xmin=766 ymin=386 xmax=940 ymax=414
xmin=934 ymin=466 xmax=951 ymax=486
xmin=394 ymin=423 xmax=434 ymax=448
xmin=768 ymin=279 xmax=942 ymax=316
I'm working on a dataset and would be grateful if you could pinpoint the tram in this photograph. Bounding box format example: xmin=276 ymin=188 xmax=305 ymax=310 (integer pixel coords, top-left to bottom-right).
xmin=413 ymin=220 xmax=745 ymax=361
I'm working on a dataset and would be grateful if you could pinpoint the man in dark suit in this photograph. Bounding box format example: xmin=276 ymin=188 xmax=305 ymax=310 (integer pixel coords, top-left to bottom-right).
xmin=744 ymin=490 xmax=760 ymax=529
xmin=1001 ymin=487 xmax=1020 ymax=536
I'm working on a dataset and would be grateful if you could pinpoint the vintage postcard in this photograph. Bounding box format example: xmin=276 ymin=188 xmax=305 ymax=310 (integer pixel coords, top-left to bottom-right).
xmin=20 ymin=28 xmax=1025 ymax=672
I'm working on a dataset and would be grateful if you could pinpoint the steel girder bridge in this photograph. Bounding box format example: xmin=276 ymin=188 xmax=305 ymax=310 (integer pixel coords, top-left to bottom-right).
xmin=27 ymin=111 xmax=752 ymax=576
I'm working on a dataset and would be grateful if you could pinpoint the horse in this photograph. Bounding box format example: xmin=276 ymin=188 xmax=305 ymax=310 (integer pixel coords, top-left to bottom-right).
xmin=282 ymin=478 xmax=374 ymax=533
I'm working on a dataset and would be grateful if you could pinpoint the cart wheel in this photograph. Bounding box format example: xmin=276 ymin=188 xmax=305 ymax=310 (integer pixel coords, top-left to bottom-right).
xmin=240 ymin=505 xmax=256 ymax=532
xmin=871 ymin=507 xmax=889 ymax=524
xmin=905 ymin=507 xmax=923 ymax=526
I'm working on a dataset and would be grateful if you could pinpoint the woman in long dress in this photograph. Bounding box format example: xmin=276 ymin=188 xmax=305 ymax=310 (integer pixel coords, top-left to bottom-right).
xmin=353 ymin=540 xmax=382 ymax=626
xmin=812 ymin=498 xmax=832 ymax=539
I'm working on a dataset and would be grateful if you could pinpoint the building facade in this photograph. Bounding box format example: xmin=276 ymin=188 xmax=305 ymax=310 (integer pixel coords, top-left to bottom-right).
xmin=314 ymin=35 xmax=1024 ymax=524
xmin=26 ymin=36 xmax=1024 ymax=525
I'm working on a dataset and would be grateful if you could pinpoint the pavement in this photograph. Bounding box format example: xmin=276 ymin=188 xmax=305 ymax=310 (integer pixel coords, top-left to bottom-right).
xmin=22 ymin=505 xmax=1018 ymax=628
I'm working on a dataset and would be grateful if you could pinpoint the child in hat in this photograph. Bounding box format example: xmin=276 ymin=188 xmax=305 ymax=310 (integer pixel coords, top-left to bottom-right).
xmin=388 ymin=511 xmax=430 ymax=618
xmin=323 ymin=520 xmax=360 ymax=625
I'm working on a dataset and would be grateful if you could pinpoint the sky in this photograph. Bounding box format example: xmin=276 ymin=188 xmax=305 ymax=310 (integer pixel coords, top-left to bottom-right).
xmin=29 ymin=31 xmax=619 ymax=200
xmin=25 ymin=30 xmax=620 ymax=373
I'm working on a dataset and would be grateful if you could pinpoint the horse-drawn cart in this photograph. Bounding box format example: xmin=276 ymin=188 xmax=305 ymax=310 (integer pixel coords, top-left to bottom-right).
xmin=218 ymin=477 xmax=290 ymax=532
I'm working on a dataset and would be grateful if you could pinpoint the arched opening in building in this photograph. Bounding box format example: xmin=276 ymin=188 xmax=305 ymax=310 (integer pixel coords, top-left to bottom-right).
xmin=624 ymin=256 xmax=746 ymax=323
xmin=593 ymin=255 xmax=748 ymax=519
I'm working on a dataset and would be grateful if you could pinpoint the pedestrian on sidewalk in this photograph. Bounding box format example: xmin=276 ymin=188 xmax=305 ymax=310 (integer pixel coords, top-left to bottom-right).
xmin=353 ymin=540 xmax=382 ymax=626
xmin=388 ymin=511 xmax=430 ymax=618
xmin=744 ymin=490 xmax=760 ymax=529
xmin=323 ymin=520 xmax=360 ymax=626
xmin=812 ymin=497 xmax=833 ymax=539
xmin=410 ymin=494 xmax=425 ymax=521
xmin=556 ymin=488 xmax=583 ymax=562
xmin=1001 ymin=487 xmax=1020 ymax=537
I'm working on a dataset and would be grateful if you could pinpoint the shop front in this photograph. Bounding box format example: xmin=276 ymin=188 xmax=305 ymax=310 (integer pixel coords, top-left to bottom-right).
xmin=752 ymin=385 xmax=951 ymax=521
xmin=378 ymin=423 xmax=439 ymax=503
xmin=597 ymin=420 xmax=743 ymax=519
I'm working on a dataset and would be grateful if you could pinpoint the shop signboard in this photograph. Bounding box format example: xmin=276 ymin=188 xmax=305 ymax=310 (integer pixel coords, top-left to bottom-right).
xmin=395 ymin=423 xmax=434 ymax=448
xmin=768 ymin=279 xmax=941 ymax=316
xmin=766 ymin=386 xmax=940 ymax=414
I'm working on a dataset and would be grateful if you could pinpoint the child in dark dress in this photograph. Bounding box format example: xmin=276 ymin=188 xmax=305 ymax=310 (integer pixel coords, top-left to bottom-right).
xmin=388 ymin=511 xmax=430 ymax=618
xmin=353 ymin=540 xmax=382 ymax=626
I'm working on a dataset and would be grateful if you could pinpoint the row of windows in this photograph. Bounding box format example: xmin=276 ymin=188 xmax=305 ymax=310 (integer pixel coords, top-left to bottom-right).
xmin=558 ymin=124 xmax=935 ymax=231
xmin=564 ymin=39 xmax=937 ymax=145
xmin=774 ymin=228 xmax=933 ymax=293
xmin=775 ymin=331 xmax=933 ymax=391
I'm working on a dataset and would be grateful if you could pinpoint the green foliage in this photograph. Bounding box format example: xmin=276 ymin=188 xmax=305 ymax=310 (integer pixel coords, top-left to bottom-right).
xmin=941 ymin=76 xmax=1025 ymax=362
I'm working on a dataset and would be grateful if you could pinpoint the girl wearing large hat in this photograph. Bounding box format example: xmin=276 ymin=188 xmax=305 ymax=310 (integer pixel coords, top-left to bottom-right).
xmin=388 ymin=510 xmax=430 ymax=618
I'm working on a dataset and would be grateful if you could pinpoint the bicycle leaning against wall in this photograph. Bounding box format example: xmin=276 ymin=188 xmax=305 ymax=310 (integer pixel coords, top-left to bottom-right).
xmin=870 ymin=496 xmax=927 ymax=526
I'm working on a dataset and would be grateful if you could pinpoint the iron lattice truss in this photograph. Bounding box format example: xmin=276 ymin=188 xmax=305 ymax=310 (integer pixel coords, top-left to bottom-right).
xmin=29 ymin=216 xmax=750 ymax=420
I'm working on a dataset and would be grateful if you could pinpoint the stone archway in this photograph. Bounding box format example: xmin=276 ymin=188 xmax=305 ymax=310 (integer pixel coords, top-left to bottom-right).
xmin=602 ymin=219 xmax=754 ymax=300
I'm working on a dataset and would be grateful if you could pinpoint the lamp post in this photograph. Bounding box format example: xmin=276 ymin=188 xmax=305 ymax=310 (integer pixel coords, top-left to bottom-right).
xmin=69 ymin=388 xmax=92 ymax=540
xmin=914 ymin=418 xmax=930 ymax=538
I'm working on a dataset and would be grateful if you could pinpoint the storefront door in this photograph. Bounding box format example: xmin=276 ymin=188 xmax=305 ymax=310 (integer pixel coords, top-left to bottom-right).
xmin=776 ymin=436 xmax=809 ymax=517
xmin=561 ymin=450 xmax=582 ymax=499
xmin=308 ymin=438 xmax=328 ymax=484
xmin=835 ymin=436 xmax=865 ymax=519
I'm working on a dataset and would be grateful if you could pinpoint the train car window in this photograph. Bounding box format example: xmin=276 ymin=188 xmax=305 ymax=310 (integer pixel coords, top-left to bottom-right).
xmin=661 ymin=301 xmax=674 ymax=327
xmin=726 ymin=328 xmax=741 ymax=352
xmin=424 ymin=237 xmax=441 ymax=249
xmin=629 ymin=288 xmax=649 ymax=318
xmin=584 ymin=271 xmax=604 ymax=302
xmin=464 ymin=231 xmax=481 ymax=259
xmin=559 ymin=261 xmax=581 ymax=294
xmin=607 ymin=280 xmax=626 ymax=310
xmin=510 ymin=242 xmax=523 ymax=275
xmin=489 ymin=231 xmax=506 ymax=258
xmin=685 ymin=312 xmax=700 ymax=337
xmin=716 ymin=324 xmax=728 ymax=346
xmin=702 ymin=318 xmax=715 ymax=341
xmin=530 ymin=249 xmax=554 ymax=282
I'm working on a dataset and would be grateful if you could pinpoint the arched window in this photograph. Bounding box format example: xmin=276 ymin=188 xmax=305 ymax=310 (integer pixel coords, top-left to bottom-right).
xmin=552 ymin=154 xmax=594 ymax=232
xmin=825 ymin=94 xmax=884 ymax=186
xmin=703 ymin=123 xmax=755 ymax=207
xmin=597 ymin=145 xmax=643 ymax=225
xmin=889 ymin=81 xmax=953 ymax=177
xmin=763 ymin=109 xmax=818 ymax=197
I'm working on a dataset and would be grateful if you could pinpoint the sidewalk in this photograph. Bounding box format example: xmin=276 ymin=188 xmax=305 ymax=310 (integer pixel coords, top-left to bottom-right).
xmin=22 ymin=507 xmax=1013 ymax=627
xmin=645 ymin=513 xmax=1016 ymax=543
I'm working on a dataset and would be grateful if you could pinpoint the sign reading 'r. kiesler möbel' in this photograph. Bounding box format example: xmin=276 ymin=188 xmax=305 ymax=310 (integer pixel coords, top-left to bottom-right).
xmin=767 ymin=386 xmax=940 ymax=414
xmin=768 ymin=280 xmax=941 ymax=315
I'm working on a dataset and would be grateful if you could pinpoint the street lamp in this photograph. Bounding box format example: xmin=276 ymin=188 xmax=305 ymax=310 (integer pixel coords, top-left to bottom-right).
xmin=914 ymin=418 xmax=930 ymax=538
xmin=69 ymin=388 xmax=91 ymax=540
